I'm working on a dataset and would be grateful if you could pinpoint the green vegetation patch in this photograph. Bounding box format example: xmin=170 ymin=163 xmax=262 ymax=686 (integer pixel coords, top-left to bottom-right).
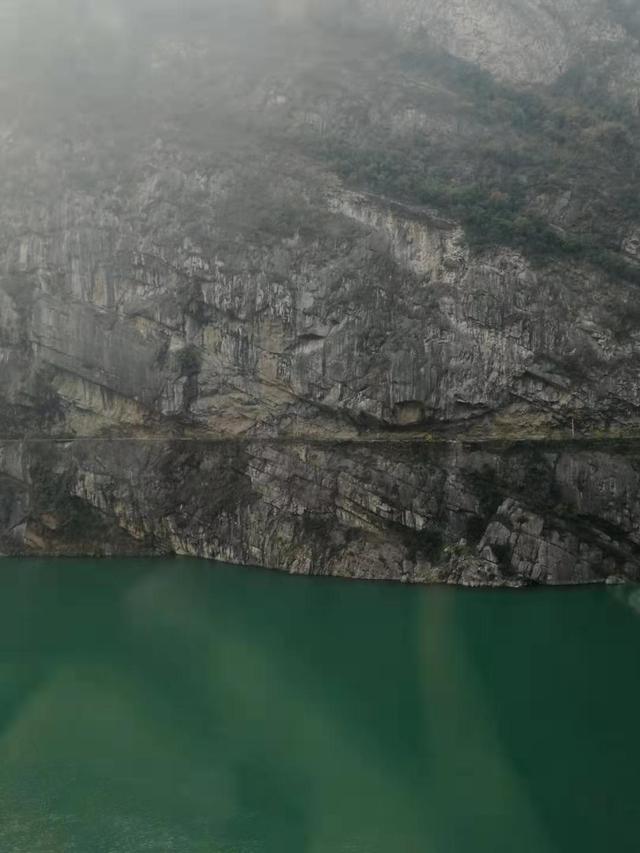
xmin=309 ymin=42 xmax=640 ymax=282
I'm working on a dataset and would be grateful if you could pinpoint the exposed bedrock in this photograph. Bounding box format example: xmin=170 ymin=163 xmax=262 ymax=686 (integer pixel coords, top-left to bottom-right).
xmin=2 ymin=1 xmax=640 ymax=583
xmin=2 ymin=184 xmax=640 ymax=440
xmin=1 ymin=438 xmax=639 ymax=587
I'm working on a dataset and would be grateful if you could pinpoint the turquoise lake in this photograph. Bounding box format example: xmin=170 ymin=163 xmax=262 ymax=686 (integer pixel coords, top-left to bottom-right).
xmin=0 ymin=558 xmax=638 ymax=852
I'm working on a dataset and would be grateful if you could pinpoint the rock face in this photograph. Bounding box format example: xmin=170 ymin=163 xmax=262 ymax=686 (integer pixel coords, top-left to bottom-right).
xmin=2 ymin=438 xmax=640 ymax=585
xmin=1 ymin=0 xmax=640 ymax=583
xmin=362 ymin=0 xmax=640 ymax=88
xmin=3 ymin=180 xmax=639 ymax=439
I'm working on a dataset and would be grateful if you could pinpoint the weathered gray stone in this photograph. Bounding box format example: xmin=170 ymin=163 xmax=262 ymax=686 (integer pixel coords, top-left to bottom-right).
xmin=1 ymin=438 xmax=639 ymax=586
xmin=0 ymin=1 xmax=639 ymax=583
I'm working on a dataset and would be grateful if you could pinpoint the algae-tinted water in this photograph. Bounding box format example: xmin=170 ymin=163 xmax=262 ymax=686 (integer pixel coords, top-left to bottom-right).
xmin=0 ymin=558 xmax=638 ymax=853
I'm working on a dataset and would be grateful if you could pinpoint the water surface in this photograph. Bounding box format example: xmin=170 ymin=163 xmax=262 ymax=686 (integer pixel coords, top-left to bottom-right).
xmin=0 ymin=558 xmax=638 ymax=852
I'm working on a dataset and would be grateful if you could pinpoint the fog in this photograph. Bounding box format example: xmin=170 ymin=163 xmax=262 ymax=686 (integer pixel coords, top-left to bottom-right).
xmin=1 ymin=0 xmax=355 ymax=47
xmin=0 ymin=0 xmax=364 ymax=106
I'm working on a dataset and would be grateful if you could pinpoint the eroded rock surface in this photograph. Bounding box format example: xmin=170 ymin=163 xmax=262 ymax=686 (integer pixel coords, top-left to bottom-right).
xmin=363 ymin=0 xmax=640 ymax=90
xmin=1 ymin=1 xmax=640 ymax=583
xmin=2 ymin=438 xmax=639 ymax=586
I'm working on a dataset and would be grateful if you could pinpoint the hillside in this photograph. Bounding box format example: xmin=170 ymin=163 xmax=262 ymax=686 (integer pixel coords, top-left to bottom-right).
xmin=1 ymin=0 xmax=640 ymax=584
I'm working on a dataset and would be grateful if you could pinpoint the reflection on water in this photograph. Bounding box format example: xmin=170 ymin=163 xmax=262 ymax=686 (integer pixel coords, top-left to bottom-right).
xmin=0 ymin=559 xmax=638 ymax=852
xmin=622 ymin=585 xmax=640 ymax=616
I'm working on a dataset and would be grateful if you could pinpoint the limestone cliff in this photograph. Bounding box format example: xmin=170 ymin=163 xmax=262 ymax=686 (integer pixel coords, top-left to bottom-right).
xmin=1 ymin=0 xmax=639 ymax=584
xmin=363 ymin=0 xmax=640 ymax=92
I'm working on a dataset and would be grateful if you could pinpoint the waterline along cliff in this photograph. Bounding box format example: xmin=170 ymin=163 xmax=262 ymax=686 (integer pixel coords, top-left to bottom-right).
xmin=2 ymin=0 xmax=640 ymax=585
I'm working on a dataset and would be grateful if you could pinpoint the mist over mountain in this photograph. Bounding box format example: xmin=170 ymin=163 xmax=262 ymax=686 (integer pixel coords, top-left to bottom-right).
xmin=1 ymin=0 xmax=640 ymax=585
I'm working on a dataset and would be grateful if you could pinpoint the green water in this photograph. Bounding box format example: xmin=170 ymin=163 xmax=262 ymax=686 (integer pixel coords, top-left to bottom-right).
xmin=0 ymin=559 xmax=638 ymax=852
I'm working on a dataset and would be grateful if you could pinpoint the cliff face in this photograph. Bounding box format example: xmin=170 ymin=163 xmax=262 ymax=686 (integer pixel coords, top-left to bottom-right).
xmin=1 ymin=0 xmax=640 ymax=583
xmin=2 ymin=438 xmax=640 ymax=586
xmin=3 ymin=181 xmax=640 ymax=438
xmin=363 ymin=0 xmax=640 ymax=90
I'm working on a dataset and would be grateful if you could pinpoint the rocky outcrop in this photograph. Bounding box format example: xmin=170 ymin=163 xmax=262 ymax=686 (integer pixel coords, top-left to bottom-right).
xmin=1 ymin=1 xmax=639 ymax=584
xmin=361 ymin=0 xmax=640 ymax=96
xmin=1 ymin=437 xmax=639 ymax=586
xmin=2 ymin=175 xmax=640 ymax=440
